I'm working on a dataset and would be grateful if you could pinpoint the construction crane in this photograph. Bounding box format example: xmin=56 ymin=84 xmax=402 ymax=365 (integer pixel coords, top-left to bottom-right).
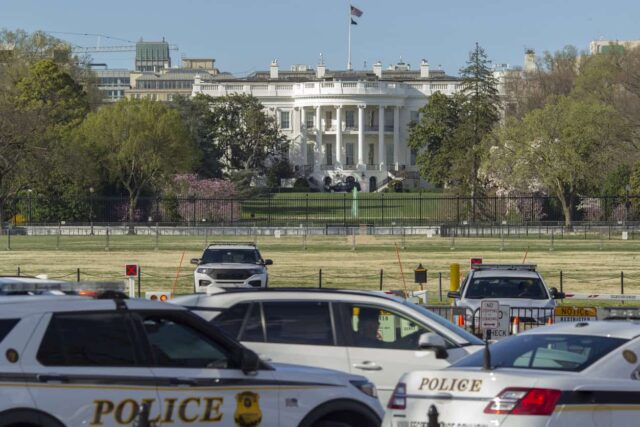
xmin=44 ymin=31 xmax=178 ymax=54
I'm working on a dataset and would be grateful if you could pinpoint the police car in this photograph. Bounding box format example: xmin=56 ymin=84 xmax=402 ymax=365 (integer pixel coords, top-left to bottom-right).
xmin=172 ymin=288 xmax=484 ymax=404
xmin=384 ymin=321 xmax=640 ymax=427
xmin=448 ymin=264 xmax=563 ymax=325
xmin=0 ymin=295 xmax=383 ymax=427
xmin=191 ymin=242 xmax=272 ymax=292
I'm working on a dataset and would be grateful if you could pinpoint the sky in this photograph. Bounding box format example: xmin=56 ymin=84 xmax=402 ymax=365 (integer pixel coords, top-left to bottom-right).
xmin=3 ymin=0 xmax=640 ymax=77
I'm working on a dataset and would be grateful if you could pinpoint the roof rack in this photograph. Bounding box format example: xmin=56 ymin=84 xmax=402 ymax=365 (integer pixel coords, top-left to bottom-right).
xmin=203 ymin=287 xmax=398 ymax=300
xmin=0 ymin=280 xmax=126 ymax=296
xmin=206 ymin=242 xmax=257 ymax=248
xmin=473 ymin=264 xmax=537 ymax=272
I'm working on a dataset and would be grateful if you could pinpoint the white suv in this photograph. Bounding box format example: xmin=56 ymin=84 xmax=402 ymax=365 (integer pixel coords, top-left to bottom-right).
xmin=191 ymin=243 xmax=272 ymax=293
xmin=0 ymin=296 xmax=383 ymax=427
xmin=172 ymin=289 xmax=484 ymax=404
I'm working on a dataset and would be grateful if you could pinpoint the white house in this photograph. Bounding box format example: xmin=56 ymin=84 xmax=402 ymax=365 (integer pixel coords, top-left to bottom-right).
xmin=192 ymin=59 xmax=461 ymax=191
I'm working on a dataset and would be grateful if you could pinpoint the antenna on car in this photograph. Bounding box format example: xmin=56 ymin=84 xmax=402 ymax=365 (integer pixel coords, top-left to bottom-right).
xmin=483 ymin=329 xmax=492 ymax=371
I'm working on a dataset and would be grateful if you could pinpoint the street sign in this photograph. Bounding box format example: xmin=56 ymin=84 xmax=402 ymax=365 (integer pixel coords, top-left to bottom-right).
xmin=488 ymin=306 xmax=510 ymax=340
xmin=554 ymin=306 xmax=597 ymax=322
xmin=125 ymin=264 xmax=138 ymax=277
xmin=480 ymin=300 xmax=500 ymax=330
xmin=470 ymin=257 xmax=483 ymax=270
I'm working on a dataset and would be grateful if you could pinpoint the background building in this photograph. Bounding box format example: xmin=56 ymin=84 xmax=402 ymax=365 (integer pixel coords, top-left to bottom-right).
xmin=93 ymin=68 xmax=130 ymax=102
xmin=590 ymin=39 xmax=640 ymax=55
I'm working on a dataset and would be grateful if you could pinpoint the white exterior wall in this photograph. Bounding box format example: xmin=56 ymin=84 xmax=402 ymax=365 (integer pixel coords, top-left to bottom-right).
xmin=192 ymin=78 xmax=460 ymax=191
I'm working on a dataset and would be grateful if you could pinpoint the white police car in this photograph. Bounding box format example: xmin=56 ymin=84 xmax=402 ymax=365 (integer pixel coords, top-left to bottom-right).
xmin=384 ymin=321 xmax=640 ymax=427
xmin=0 ymin=296 xmax=383 ymax=427
xmin=172 ymin=288 xmax=484 ymax=404
xmin=191 ymin=242 xmax=272 ymax=292
xmin=449 ymin=264 xmax=563 ymax=325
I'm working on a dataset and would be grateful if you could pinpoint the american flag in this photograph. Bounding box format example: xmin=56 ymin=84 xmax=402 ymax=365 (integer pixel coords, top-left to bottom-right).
xmin=350 ymin=5 xmax=363 ymax=17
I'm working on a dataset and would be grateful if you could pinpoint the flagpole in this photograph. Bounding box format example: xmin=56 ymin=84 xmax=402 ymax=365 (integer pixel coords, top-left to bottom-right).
xmin=348 ymin=2 xmax=352 ymax=70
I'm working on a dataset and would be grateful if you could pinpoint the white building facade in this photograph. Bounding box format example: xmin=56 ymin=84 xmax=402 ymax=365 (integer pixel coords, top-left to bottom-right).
xmin=192 ymin=60 xmax=461 ymax=192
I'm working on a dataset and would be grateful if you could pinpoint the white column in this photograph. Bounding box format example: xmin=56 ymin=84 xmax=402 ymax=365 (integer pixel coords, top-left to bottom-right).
xmin=378 ymin=106 xmax=385 ymax=171
xmin=358 ymin=104 xmax=365 ymax=167
xmin=336 ymin=106 xmax=343 ymax=166
xmin=393 ymin=106 xmax=400 ymax=169
xmin=315 ymin=105 xmax=323 ymax=171
xmin=300 ymin=107 xmax=307 ymax=166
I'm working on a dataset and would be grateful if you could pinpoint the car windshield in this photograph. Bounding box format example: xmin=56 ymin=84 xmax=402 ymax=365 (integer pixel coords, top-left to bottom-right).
xmin=401 ymin=300 xmax=484 ymax=346
xmin=453 ymin=334 xmax=627 ymax=372
xmin=465 ymin=277 xmax=547 ymax=299
xmin=202 ymin=249 xmax=260 ymax=264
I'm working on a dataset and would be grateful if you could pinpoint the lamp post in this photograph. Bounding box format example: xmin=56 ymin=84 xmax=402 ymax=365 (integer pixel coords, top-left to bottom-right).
xmin=27 ymin=189 xmax=32 ymax=226
xmin=625 ymin=184 xmax=631 ymax=231
xmin=89 ymin=187 xmax=94 ymax=236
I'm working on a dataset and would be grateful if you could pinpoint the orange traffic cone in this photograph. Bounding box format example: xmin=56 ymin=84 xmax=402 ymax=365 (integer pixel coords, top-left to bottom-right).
xmin=511 ymin=316 xmax=520 ymax=335
xmin=457 ymin=314 xmax=465 ymax=327
xmin=546 ymin=316 xmax=554 ymax=325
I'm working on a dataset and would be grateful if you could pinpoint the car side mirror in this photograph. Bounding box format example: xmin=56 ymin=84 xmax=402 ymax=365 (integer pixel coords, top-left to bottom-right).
xmin=190 ymin=258 xmax=202 ymax=265
xmin=240 ymin=348 xmax=260 ymax=375
xmin=549 ymin=287 xmax=565 ymax=299
xmin=447 ymin=291 xmax=461 ymax=299
xmin=264 ymin=259 xmax=273 ymax=266
xmin=418 ymin=332 xmax=449 ymax=359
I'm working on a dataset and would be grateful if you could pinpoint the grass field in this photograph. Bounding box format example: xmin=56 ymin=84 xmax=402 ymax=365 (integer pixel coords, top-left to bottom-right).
xmin=2 ymin=233 xmax=640 ymax=304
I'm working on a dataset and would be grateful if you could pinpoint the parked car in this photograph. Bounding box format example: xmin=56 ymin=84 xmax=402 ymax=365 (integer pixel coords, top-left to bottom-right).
xmin=0 ymin=295 xmax=383 ymax=427
xmin=327 ymin=176 xmax=361 ymax=192
xmin=448 ymin=264 xmax=564 ymax=325
xmin=384 ymin=321 xmax=640 ymax=427
xmin=191 ymin=242 xmax=272 ymax=293
xmin=172 ymin=288 xmax=484 ymax=403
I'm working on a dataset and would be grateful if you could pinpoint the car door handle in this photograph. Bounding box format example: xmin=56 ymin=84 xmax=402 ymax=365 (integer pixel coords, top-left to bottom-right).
xmin=352 ymin=361 xmax=382 ymax=371
xmin=171 ymin=377 xmax=198 ymax=386
xmin=37 ymin=374 xmax=69 ymax=383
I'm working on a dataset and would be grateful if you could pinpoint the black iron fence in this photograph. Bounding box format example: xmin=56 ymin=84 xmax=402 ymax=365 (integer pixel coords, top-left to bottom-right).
xmin=4 ymin=194 xmax=640 ymax=226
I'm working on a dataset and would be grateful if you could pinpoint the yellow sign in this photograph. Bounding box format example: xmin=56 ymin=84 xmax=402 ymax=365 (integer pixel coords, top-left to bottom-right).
xmin=554 ymin=306 xmax=597 ymax=317
xmin=234 ymin=391 xmax=262 ymax=427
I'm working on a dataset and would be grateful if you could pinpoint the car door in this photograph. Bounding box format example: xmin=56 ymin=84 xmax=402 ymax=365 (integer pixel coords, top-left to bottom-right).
xmin=20 ymin=310 xmax=161 ymax=426
xmin=236 ymin=301 xmax=351 ymax=375
xmin=335 ymin=302 xmax=453 ymax=403
xmin=132 ymin=310 xmax=280 ymax=427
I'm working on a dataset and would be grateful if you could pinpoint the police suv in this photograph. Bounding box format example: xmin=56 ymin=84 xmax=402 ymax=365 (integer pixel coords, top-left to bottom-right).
xmin=192 ymin=243 xmax=272 ymax=293
xmin=384 ymin=321 xmax=640 ymax=427
xmin=0 ymin=295 xmax=383 ymax=427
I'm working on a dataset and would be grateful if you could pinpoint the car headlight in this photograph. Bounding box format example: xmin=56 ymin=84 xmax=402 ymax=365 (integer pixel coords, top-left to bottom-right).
xmin=350 ymin=380 xmax=378 ymax=398
xmin=197 ymin=268 xmax=215 ymax=274
xmin=248 ymin=268 xmax=265 ymax=275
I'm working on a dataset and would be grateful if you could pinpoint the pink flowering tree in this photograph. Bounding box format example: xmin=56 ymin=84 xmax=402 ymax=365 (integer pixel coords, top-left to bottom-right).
xmin=169 ymin=174 xmax=240 ymax=224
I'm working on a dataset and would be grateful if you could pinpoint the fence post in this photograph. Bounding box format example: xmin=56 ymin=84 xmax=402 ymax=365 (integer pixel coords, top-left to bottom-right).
xmin=138 ymin=266 xmax=142 ymax=298
xmin=343 ymin=193 xmax=347 ymax=226
xmin=419 ymin=192 xmax=422 ymax=224
xmin=381 ymin=193 xmax=385 ymax=225
xmin=17 ymin=266 xmax=20 ymax=276
xmin=456 ymin=197 xmax=460 ymax=224
xmin=268 ymin=197 xmax=272 ymax=226
xmin=621 ymin=271 xmax=624 ymax=295
xmin=560 ymin=270 xmax=563 ymax=294
xmin=379 ymin=269 xmax=383 ymax=291
xmin=76 ymin=268 xmax=80 ymax=282
xmin=305 ymin=194 xmax=309 ymax=225
xmin=155 ymin=222 xmax=159 ymax=251
xmin=56 ymin=222 xmax=61 ymax=250
xmin=318 ymin=269 xmax=322 ymax=288
xmin=6 ymin=226 xmax=10 ymax=251
xmin=105 ymin=225 xmax=110 ymax=251
xmin=439 ymin=272 xmax=442 ymax=302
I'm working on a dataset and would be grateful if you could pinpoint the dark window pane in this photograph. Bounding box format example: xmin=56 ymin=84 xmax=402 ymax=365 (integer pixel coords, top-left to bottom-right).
xmin=37 ymin=313 xmax=137 ymax=367
xmin=212 ymin=303 xmax=249 ymax=339
xmin=240 ymin=304 xmax=264 ymax=342
xmin=141 ymin=314 xmax=229 ymax=369
xmin=263 ymin=302 xmax=333 ymax=346
xmin=0 ymin=319 xmax=19 ymax=343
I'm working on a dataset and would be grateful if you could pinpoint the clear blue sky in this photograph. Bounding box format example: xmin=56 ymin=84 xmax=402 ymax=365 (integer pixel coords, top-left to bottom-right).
xmin=4 ymin=0 xmax=640 ymax=76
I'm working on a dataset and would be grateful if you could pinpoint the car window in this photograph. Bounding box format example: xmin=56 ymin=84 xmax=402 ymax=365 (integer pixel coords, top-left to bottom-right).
xmin=465 ymin=277 xmax=547 ymax=299
xmin=202 ymin=249 xmax=260 ymax=264
xmin=239 ymin=303 xmax=265 ymax=342
xmin=37 ymin=313 xmax=138 ymax=367
xmin=343 ymin=303 xmax=444 ymax=350
xmin=453 ymin=334 xmax=627 ymax=372
xmin=140 ymin=313 xmax=230 ymax=369
xmin=401 ymin=300 xmax=484 ymax=345
xmin=0 ymin=319 xmax=19 ymax=343
xmin=211 ymin=303 xmax=250 ymax=339
xmin=262 ymin=301 xmax=334 ymax=346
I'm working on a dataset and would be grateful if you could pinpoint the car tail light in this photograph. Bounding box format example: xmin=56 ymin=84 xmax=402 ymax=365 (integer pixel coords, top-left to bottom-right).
xmin=387 ymin=382 xmax=407 ymax=410
xmin=484 ymin=388 xmax=561 ymax=415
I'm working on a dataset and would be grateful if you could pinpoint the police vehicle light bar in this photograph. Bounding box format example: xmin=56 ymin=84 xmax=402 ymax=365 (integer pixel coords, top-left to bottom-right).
xmin=472 ymin=264 xmax=537 ymax=272
xmin=0 ymin=281 xmax=126 ymax=296
xmin=207 ymin=242 xmax=256 ymax=248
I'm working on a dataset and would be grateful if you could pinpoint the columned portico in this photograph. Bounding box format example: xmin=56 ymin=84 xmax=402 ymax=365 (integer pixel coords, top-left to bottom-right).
xmin=378 ymin=106 xmax=385 ymax=171
xmin=315 ymin=105 xmax=322 ymax=171
xmin=335 ymin=106 xmax=343 ymax=167
xmin=357 ymin=104 xmax=365 ymax=167
xmin=393 ymin=106 xmax=400 ymax=169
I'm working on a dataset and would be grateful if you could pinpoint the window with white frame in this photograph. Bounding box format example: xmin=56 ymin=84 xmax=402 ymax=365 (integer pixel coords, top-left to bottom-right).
xmin=305 ymin=112 xmax=315 ymax=129
xmin=345 ymin=110 xmax=355 ymax=129
xmin=280 ymin=111 xmax=290 ymax=129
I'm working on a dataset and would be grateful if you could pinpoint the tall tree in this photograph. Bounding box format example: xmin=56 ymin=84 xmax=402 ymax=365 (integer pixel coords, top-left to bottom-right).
xmin=73 ymin=98 xmax=198 ymax=232
xmin=488 ymin=96 xmax=630 ymax=228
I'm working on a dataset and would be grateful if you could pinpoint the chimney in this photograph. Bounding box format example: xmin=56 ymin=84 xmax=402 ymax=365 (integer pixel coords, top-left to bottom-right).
xmin=420 ymin=59 xmax=430 ymax=78
xmin=270 ymin=59 xmax=279 ymax=79
xmin=373 ymin=61 xmax=382 ymax=78
xmin=317 ymin=63 xmax=325 ymax=79
xmin=524 ymin=49 xmax=536 ymax=73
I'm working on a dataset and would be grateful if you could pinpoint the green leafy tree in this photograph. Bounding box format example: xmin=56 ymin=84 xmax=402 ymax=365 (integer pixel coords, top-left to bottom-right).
xmin=73 ymin=98 xmax=198 ymax=232
xmin=488 ymin=96 xmax=630 ymax=228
